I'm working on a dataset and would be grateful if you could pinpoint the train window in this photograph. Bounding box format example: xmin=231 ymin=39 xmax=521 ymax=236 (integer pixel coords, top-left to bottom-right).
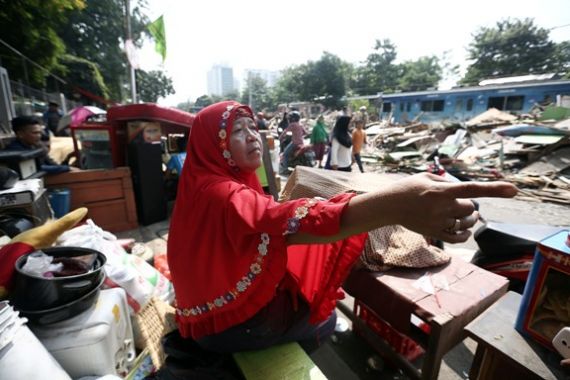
xmin=466 ymin=99 xmax=474 ymax=111
xmin=506 ymin=96 xmax=524 ymax=111
xmin=433 ymin=100 xmax=444 ymax=112
xmin=406 ymin=102 xmax=411 ymax=112
xmin=420 ymin=101 xmax=431 ymax=111
xmin=488 ymin=96 xmax=505 ymax=110
xmin=382 ymin=102 xmax=392 ymax=112
xmin=400 ymin=102 xmax=404 ymax=112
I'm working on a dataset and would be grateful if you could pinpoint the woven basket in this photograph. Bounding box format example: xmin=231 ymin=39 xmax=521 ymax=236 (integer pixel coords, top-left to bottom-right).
xmin=134 ymin=297 xmax=178 ymax=368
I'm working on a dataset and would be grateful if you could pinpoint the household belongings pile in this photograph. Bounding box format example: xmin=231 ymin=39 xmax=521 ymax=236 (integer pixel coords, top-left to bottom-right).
xmin=0 ymin=209 xmax=176 ymax=379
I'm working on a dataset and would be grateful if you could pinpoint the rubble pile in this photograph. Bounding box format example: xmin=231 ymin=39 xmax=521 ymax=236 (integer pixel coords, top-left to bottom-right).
xmin=358 ymin=106 xmax=570 ymax=205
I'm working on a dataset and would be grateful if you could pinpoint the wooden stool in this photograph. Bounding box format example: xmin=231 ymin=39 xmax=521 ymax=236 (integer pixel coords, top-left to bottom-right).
xmin=465 ymin=291 xmax=567 ymax=380
xmin=342 ymin=257 xmax=509 ymax=379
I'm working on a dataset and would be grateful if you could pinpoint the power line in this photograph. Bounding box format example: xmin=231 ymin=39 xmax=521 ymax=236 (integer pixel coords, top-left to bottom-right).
xmin=549 ymin=23 xmax=570 ymax=31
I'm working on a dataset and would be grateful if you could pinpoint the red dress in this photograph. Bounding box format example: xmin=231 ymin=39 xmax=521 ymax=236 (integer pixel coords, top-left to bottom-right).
xmin=167 ymin=101 xmax=367 ymax=340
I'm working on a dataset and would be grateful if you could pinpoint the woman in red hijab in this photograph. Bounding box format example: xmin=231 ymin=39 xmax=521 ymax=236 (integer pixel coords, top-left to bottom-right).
xmin=168 ymin=101 xmax=517 ymax=352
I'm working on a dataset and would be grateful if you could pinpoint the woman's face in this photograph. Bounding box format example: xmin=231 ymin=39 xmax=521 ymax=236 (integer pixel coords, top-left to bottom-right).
xmin=229 ymin=116 xmax=263 ymax=172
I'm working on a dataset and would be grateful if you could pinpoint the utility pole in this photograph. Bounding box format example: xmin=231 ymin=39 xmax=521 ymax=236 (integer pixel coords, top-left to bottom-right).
xmin=248 ymin=72 xmax=253 ymax=108
xmin=125 ymin=0 xmax=137 ymax=103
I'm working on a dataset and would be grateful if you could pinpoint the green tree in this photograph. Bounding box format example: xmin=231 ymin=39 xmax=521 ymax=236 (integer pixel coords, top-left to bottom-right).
xmin=136 ymin=70 xmax=174 ymax=103
xmin=461 ymin=18 xmax=559 ymax=85
xmin=57 ymin=0 xmax=151 ymax=101
xmin=58 ymin=54 xmax=109 ymax=99
xmin=273 ymin=52 xmax=349 ymax=108
xmin=194 ymin=95 xmax=214 ymax=108
xmin=554 ymin=41 xmax=570 ymax=78
xmin=273 ymin=64 xmax=308 ymax=104
xmin=0 ymin=0 xmax=85 ymax=87
xmin=352 ymin=39 xmax=399 ymax=95
xmin=240 ymin=74 xmax=274 ymax=111
xmin=398 ymin=56 xmax=442 ymax=92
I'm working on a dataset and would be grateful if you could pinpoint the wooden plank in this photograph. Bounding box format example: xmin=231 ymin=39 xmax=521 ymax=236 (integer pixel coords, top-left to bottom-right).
xmin=233 ymin=342 xmax=327 ymax=380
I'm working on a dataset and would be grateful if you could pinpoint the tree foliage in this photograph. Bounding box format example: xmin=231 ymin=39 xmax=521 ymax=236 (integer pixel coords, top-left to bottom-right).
xmin=136 ymin=70 xmax=175 ymax=103
xmin=58 ymin=54 xmax=109 ymax=99
xmin=398 ymin=56 xmax=442 ymax=92
xmin=0 ymin=0 xmax=85 ymax=86
xmin=240 ymin=74 xmax=273 ymax=111
xmin=461 ymin=18 xmax=559 ymax=85
xmin=273 ymin=52 xmax=349 ymax=108
xmin=352 ymin=39 xmax=399 ymax=95
xmin=57 ymin=0 xmax=150 ymax=101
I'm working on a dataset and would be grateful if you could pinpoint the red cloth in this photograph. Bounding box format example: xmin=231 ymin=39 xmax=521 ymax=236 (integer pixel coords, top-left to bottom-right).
xmin=167 ymin=101 xmax=367 ymax=339
xmin=0 ymin=242 xmax=35 ymax=291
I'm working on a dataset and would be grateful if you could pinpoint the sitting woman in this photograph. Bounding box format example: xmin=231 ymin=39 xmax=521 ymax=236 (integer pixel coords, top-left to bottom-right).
xmin=167 ymin=101 xmax=517 ymax=353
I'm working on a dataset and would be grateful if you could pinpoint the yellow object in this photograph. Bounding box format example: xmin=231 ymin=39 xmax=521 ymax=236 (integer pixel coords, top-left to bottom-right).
xmin=11 ymin=207 xmax=88 ymax=249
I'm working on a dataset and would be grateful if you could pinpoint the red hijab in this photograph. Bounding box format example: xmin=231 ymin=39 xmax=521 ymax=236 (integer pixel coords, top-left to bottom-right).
xmin=168 ymin=101 xmax=367 ymax=339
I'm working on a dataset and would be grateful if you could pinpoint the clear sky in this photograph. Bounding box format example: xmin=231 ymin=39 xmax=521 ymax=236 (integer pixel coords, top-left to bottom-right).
xmin=138 ymin=0 xmax=570 ymax=106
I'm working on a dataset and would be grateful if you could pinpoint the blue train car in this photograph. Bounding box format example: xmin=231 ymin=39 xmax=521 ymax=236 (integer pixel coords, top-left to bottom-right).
xmin=379 ymin=78 xmax=570 ymax=124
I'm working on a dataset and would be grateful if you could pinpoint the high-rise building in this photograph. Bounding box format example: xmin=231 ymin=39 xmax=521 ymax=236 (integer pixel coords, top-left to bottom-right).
xmin=207 ymin=65 xmax=235 ymax=96
xmin=243 ymin=69 xmax=281 ymax=88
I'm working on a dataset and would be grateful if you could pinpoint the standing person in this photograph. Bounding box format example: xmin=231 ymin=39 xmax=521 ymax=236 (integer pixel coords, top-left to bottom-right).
xmin=277 ymin=111 xmax=289 ymax=134
xmin=327 ymin=116 xmax=352 ymax=172
xmin=279 ymin=111 xmax=304 ymax=173
xmin=353 ymin=106 xmax=369 ymax=127
xmin=43 ymin=102 xmax=63 ymax=136
xmin=310 ymin=115 xmax=328 ymax=168
xmin=256 ymin=112 xmax=267 ymax=130
xmin=167 ymin=100 xmax=517 ymax=354
xmin=352 ymin=120 xmax=367 ymax=173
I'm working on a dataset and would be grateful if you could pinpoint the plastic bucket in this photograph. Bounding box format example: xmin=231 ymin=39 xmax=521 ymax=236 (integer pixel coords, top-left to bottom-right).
xmin=0 ymin=301 xmax=71 ymax=380
xmin=48 ymin=188 xmax=71 ymax=218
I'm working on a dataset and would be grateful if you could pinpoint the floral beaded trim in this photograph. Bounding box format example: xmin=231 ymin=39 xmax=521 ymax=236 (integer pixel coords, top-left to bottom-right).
xmin=176 ymin=233 xmax=270 ymax=318
xmin=218 ymin=104 xmax=239 ymax=171
xmin=283 ymin=198 xmax=321 ymax=235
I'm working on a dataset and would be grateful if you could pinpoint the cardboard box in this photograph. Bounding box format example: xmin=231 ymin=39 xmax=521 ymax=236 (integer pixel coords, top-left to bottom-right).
xmin=515 ymin=230 xmax=570 ymax=350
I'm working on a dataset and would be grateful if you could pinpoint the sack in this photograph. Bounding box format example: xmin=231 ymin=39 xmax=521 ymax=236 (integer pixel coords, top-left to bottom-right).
xmin=280 ymin=166 xmax=450 ymax=270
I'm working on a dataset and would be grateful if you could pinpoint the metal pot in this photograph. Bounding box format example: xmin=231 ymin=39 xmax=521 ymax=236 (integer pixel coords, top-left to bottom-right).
xmin=19 ymin=274 xmax=104 ymax=325
xmin=11 ymin=247 xmax=106 ymax=311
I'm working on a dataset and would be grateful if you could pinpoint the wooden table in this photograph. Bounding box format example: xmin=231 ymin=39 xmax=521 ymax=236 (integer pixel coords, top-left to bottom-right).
xmin=465 ymin=291 xmax=567 ymax=380
xmin=342 ymin=257 xmax=509 ymax=380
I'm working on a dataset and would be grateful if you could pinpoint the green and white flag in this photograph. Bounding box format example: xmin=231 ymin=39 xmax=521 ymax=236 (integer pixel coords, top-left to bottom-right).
xmin=148 ymin=15 xmax=166 ymax=62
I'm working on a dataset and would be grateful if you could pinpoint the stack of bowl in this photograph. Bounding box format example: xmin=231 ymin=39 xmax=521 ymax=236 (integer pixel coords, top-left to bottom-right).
xmin=10 ymin=247 xmax=106 ymax=325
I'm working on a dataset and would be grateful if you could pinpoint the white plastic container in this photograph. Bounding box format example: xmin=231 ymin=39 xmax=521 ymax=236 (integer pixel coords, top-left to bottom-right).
xmin=30 ymin=288 xmax=136 ymax=379
xmin=0 ymin=301 xmax=71 ymax=380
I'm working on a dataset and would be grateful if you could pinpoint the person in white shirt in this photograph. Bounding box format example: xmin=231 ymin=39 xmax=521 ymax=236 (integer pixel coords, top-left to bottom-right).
xmin=328 ymin=116 xmax=353 ymax=171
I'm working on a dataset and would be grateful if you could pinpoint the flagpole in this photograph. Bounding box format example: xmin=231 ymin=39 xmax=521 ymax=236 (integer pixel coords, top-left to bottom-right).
xmin=125 ymin=0 xmax=137 ymax=103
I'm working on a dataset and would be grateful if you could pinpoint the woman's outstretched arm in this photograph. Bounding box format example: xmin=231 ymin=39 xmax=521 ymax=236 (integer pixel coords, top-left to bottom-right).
xmin=287 ymin=173 xmax=518 ymax=245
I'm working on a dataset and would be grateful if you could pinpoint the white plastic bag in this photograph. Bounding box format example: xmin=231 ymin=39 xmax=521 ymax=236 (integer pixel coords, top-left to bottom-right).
xmin=57 ymin=220 xmax=174 ymax=314
xmin=21 ymin=251 xmax=63 ymax=278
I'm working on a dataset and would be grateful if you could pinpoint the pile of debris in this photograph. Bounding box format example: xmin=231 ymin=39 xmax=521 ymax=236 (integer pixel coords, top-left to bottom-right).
xmin=360 ymin=105 xmax=570 ymax=205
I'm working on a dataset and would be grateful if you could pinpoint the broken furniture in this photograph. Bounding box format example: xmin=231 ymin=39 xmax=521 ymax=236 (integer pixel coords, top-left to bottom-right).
xmin=465 ymin=291 xmax=566 ymax=380
xmin=341 ymin=257 xmax=509 ymax=380
xmin=44 ymin=167 xmax=137 ymax=232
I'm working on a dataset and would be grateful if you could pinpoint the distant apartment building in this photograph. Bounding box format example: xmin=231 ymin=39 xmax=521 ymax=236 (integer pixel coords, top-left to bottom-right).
xmin=243 ymin=69 xmax=281 ymax=88
xmin=207 ymin=65 xmax=235 ymax=96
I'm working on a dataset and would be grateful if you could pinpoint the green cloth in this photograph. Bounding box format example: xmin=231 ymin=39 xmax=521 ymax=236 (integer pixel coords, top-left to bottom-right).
xmin=148 ymin=15 xmax=166 ymax=61
xmin=233 ymin=342 xmax=326 ymax=380
xmin=310 ymin=122 xmax=328 ymax=144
